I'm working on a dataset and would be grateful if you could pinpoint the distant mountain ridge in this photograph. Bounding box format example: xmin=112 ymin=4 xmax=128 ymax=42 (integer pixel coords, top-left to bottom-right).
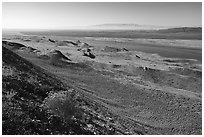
xmin=67 ymin=24 xmax=201 ymax=31
xmin=87 ymin=23 xmax=173 ymax=30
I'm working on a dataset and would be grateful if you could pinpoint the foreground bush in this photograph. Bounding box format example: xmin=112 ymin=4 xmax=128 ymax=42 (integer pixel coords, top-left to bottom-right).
xmin=43 ymin=90 xmax=83 ymax=122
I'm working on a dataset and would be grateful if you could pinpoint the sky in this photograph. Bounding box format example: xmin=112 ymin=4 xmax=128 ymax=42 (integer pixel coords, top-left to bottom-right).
xmin=2 ymin=2 xmax=202 ymax=29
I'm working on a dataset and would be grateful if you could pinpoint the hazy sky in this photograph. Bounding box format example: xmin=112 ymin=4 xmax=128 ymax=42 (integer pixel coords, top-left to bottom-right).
xmin=2 ymin=2 xmax=202 ymax=29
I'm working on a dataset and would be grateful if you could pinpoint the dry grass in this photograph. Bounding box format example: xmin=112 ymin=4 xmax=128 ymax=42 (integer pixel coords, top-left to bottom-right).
xmin=43 ymin=90 xmax=82 ymax=121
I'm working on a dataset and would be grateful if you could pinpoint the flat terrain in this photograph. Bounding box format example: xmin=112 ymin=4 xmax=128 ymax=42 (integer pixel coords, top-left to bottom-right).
xmin=22 ymin=27 xmax=202 ymax=40
xmin=2 ymin=31 xmax=202 ymax=135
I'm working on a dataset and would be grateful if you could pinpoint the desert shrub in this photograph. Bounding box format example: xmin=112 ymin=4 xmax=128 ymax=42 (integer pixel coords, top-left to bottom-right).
xmin=43 ymin=90 xmax=82 ymax=122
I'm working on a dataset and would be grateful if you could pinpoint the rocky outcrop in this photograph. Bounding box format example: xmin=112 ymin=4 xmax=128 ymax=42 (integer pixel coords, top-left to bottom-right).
xmin=49 ymin=38 xmax=55 ymax=43
xmin=48 ymin=50 xmax=71 ymax=65
xmin=81 ymin=48 xmax=95 ymax=59
xmin=135 ymin=55 xmax=140 ymax=58
xmin=2 ymin=41 xmax=26 ymax=50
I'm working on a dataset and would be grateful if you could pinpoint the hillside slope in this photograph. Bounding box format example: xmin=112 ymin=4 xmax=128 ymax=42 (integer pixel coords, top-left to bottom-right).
xmin=2 ymin=42 xmax=154 ymax=135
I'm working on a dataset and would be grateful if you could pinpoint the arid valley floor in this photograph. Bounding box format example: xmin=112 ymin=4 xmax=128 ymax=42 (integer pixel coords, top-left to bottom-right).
xmin=2 ymin=29 xmax=202 ymax=135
